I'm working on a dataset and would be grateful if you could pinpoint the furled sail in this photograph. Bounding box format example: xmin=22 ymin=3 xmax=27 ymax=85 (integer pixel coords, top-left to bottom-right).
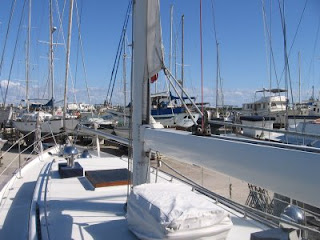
xmin=146 ymin=0 xmax=164 ymax=78
xmin=132 ymin=0 xmax=164 ymax=186
xmin=132 ymin=0 xmax=164 ymax=122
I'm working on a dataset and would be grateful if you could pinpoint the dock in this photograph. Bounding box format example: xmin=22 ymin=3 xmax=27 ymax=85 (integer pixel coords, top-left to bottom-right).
xmin=0 ymin=144 xmax=35 ymax=191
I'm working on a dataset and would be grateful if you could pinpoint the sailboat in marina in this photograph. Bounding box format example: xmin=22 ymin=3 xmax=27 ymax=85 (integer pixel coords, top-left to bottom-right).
xmin=149 ymin=6 xmax=200 ymax=129
xmin=150 ymin=91 xmax=200 ymax=128
xmin=12 ymin=0 xmax=79 ymax=139
xmin=0 ymin=1 xmax=320 ymax=240
xmin=105 ymin=10 xmax=200 ymax=130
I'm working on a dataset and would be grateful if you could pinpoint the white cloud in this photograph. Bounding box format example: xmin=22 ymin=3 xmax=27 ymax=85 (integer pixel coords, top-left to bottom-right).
xmin=0 ymin=79 xmax=22 ymax=88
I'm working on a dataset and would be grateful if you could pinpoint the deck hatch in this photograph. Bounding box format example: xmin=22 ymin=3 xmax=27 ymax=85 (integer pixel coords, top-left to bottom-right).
xmin=85 ymin=168 xmax=131 ymax=188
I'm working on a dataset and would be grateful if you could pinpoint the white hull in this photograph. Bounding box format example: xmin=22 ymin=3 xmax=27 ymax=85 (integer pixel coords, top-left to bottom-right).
xmin=153 ymin=112 xmax=199 ymax=128
xmin=241 ymin=119 xmax=274 ymax=139
xmin=284 ymin=121 xmax=320 ymax=147
xmin=289 ymin=122 xmax=320 ymax=134
xmin=13 ymin=118 xmax=79 ymax=134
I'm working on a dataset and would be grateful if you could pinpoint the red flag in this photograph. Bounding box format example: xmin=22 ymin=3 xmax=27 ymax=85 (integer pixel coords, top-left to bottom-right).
xmin=150 ymin=73 xmax=158 ymax=83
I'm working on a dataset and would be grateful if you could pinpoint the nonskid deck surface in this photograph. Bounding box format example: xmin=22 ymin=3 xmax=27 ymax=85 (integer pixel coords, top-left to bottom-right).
xmin=0 ymin=146 xmax=269 ymax=240
xmin=0 ymin=148 xmax=56 ymax=239
xmin=44 ymin=157 xmax=268 ymax=239
xmin=45 ymin=156 xmax=137 ymax=240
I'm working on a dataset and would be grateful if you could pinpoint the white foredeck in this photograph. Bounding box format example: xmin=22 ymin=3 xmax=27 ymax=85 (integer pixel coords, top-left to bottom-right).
xmin=0 ymin=147 xmax=269 ymax=240
xmin=0 ymin=147 xmax=58 ymax=239
xmin=44 ymin=156 xmax=137 ymax=240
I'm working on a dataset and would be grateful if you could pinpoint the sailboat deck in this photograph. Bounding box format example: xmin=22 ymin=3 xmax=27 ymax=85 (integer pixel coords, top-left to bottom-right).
xmin=44 ymin=156 xmax=137 ymax=239
xmin=0 ymin=147 xmax=269 ymax=239
xmin=0 ymin=148 xmax=58 ymax=239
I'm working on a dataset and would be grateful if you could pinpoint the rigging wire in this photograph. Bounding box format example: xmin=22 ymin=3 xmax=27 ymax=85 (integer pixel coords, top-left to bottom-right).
xmin=3 ymin=0 xmax=27 ymax=107
xmin=34 ymin=2 xmax=46 ymax=99
xmin=0 ymin=0 xmax=18 ymax=103
xmin=173 ymin=16 xmax=181 ymax=81
xmin=306 ymin=16 xmax=320 ymax=89
xmin=109 ymin=37 xmax=126 ymax=105
xmin=161 ymin=16 xmax=181 ymax=95
xmin=278 ymin=0 xmax=295 ymax=131
xmin=108 ymin=2 xmax=132 ymax=105
xmin=261 ymin=0 xmax=271 ymax=90
xmin=41 ymin=0 xmax=68 ymax=100
xmin=261 ymin=0 xmax=280 ymax=89
xmin=277 ymin=0 xmax=309 ymax=86
xmin=200 ymin=0 xmax=204 ymax=129
xmin=210 ymin=0 xmax=223 ymax=112
xmin=74 ymin=0 xmax=83 ymax=89
xmin=269 ymin=0 xmax=272 ymax=93
xmin=75 ymin=0 xmax=92 ymax=105
xmin=105 ymin=0 xmax=132 ymax=105
xmin=54 ymin=0 xmax=79 ymax=105
xmin=278 ymin=0 xmax=288 ymax=94
xmin=287 ymin=0 xmax=308 ymax=57
xmin=41 ymin=74 xmax=50 ymax=100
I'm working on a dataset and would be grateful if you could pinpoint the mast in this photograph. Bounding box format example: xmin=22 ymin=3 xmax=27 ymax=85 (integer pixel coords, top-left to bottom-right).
xmin=298 ymin=51 xmax=301 ymax=104
xmin=281 ymin=2 xmax=289 ymax=130
xmin=63 ymin=0 xmax=74 ymax=130
xmin=169 ymin=5 xmax=173 ymax=74
xmin=132 ymin=0 xmax=164 ymax=186
xmin=25 ymin=0 xmax=31 ymax=112
xmin=200 ymin=0 xmax=204 ymax=129
xmin=49 ymin=0 xmax=55 ymax=110
xmin=123 ymin=33 xmax=127 ymax=126
xmin=211 ymin=0 xmax=220 ymax=118
xmin=215 ymin=43 xmax=220 ymax=118
xmin=269 ymin=0 xmax=272 ymax=95
xmin=132 ymin=0 xmax=149 ymax=186
xmin=174 ymin=34 xmax=177 ymax=79
xmin=181 ymin=14 xmax=184 ymax=97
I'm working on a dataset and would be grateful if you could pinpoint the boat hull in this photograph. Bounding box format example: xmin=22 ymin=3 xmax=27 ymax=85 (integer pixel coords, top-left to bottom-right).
xmin=153 ymin=112 xmax=199 ymax=128
xmin=240 ymin=116 xmax=275 ymax=139
xmin=13 ymin=118 xmax=79 ymax=134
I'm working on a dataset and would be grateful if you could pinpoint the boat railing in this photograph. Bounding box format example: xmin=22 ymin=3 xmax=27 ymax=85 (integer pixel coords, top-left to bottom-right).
xmin=78 ymin=118 xmax=320 ymax=148
xmin=272 ymin=194 xmax=320 ymax=219
xmin=0 ymin=129 xmax=63 ymax=194
xmin=76 ymin=124 xmax=129 ymax=146
xmin=209 ymin=119 xmax=320 ymax=140
xmin=209 ymin=119 xmax=320 ymax=152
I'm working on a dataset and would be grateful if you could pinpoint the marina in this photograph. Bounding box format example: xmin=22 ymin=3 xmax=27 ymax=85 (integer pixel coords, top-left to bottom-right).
xmin=0 ymin=0 xmax=319 ymax=239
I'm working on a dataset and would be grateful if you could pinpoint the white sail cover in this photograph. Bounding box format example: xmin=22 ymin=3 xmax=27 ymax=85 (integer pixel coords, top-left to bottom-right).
xmin=133 ymin=0 xmax=164 ymax=118
xmin=146 ymin=0 xmax=164 ymax=78
xmin=134 ymin=0 xmax=164 ymax=78
xmin=133 ymin=0 xmax=164 ymax=92
xmin=127 ymin=183 xmax=232 ymax=239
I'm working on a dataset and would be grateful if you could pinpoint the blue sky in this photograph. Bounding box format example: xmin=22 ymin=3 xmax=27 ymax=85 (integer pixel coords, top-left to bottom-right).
xmin=0 ymin=0 xmax=319 ymax=107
